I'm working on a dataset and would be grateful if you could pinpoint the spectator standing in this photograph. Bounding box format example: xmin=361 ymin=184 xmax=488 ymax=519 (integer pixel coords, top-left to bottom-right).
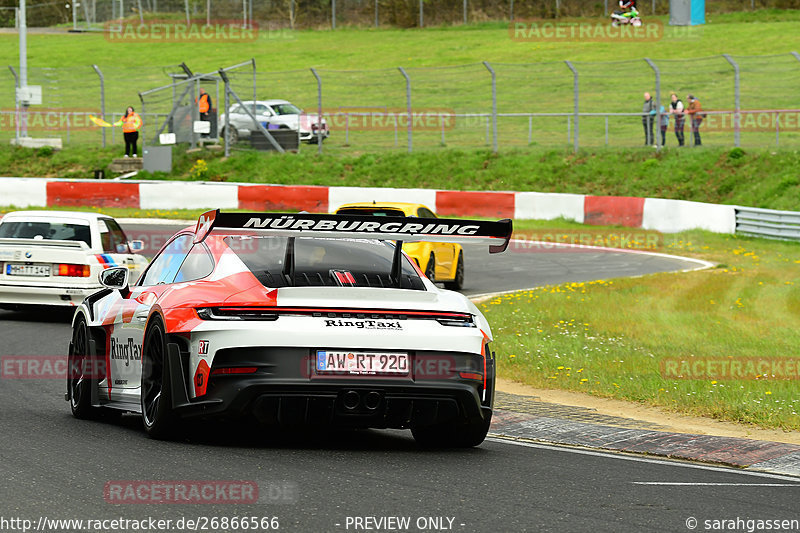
xmin=642 ymin=92 xmax=656 ymax=146
xmin=686 ymin=94 xmax=703 ymax=146
xmin=659 ymin=105 xmax=669 ymax=146
xmin=670 ymin=93 xmax=685 ymax=146
xmin=197 ymin=88 xmax=212 ymax=138
xmin=114 ymin=106 xmax=142 ymax=158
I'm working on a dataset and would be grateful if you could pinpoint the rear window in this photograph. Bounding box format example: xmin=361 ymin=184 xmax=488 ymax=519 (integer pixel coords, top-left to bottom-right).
xmin=0 ymin=221 xmax=92 ymax=246
xmin=336 ymin=208 xmax=406 ymax=217
xmin=224 ymin=236 xmax=425 ymax=290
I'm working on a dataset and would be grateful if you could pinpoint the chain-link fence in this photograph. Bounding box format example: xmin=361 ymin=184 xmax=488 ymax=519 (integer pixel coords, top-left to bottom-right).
xmin=1 ymin=0 xmax=799 ymax=30
xmin=3 ymin=52 xmax=800 ymax=153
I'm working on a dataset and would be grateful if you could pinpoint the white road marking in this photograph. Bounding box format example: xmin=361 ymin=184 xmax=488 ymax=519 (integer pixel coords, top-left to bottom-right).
xmin=631 ymin=482 xmax=800 ymax=486
xmin=487 ymin=437 xmax=800 ymax=483
xmin=468 ymin=239 xmax=714 ymax=301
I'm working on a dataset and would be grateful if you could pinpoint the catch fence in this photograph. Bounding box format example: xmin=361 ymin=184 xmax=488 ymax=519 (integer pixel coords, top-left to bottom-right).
xmin=3 ymin=52 xmax=800 ymax=153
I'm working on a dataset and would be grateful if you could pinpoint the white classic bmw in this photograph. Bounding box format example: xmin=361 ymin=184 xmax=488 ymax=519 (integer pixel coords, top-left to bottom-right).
xmin=0 ymin=211 xmax=148 ymax=310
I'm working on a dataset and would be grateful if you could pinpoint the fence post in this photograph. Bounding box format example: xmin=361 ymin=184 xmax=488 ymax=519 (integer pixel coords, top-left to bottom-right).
xmin=332 ymin=0 xmax=336 ymax=30
xmin=645 ymin=58 xmax=660 ymax=151
xmin=605 ymin=116 xmax=608 ymax=145
xmin=419 ymin=0 xmax=423 ymax=28
xmin=375 ymin=0 xmax=378 ymax=27
xmin=224 ymin=78 xmax=230 ymax=157
xmin=482 ymin=61 xmax=498 ymax=153
xmin=722 ymin=54 xmax=740 ymax=147
xmin=311 ymin=68 xmax=323 ymax=154
xmin=138 ymin=94 xmax=146 ymax=152
xmin=604 ymin=0 xmax=607 ymax=16
xmin=92 ymin=65 xmax=106 ymax=148
xmin=565 ymin=60 xmax=578 ymax=153
xmin=510 ymin=0 xmax=514 ymax=20
xmin=463 ymin=0 xmax=467 ymax=24
xmin=9 ymin=66 xmax=19 ymax=144
xmin=251 ymin=58 xmax=256 ymax=110
xmin=398 ymin=67 xmax=412 ymax=153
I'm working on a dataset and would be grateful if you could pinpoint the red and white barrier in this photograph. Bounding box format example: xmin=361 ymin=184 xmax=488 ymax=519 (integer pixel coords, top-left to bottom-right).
xmin=0 ymin=177 xmax=738 ymax=234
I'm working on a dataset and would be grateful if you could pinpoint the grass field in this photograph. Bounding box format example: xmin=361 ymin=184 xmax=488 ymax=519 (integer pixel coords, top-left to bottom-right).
xmin=1 ymin=11 xmax=800 ymax=151
xmin=483 ymin=221 xmax=800 ymax=430
xmin=3 ymin=144 xmax=800 ymax=210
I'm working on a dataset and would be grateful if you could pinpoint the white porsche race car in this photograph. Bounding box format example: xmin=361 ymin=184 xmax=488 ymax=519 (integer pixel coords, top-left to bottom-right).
xmin=66 ymin=210 xmax=512 ymax=447
xmin=0 ymin=211 xmax=148 ymax=310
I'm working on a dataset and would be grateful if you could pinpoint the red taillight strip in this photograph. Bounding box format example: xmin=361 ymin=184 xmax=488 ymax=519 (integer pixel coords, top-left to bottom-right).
xmin=459 ymin=372 xmax=483 ymax=381
xmin=216 ymin=307 xmax=472 ymax=319
xmin=480 ymin=329 xmax=490 ymax=400
xmin=211 ymin=367 xmax=258 ymax=375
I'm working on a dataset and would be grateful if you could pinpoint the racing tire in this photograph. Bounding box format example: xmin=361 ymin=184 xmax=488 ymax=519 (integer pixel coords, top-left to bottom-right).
xmin=68 ymin=315 xmax=96 ymax=419
xmin=140 ymin=318 xmax=180 ymax=439
xmin=424 ymin=253 xmax=436 ymax=282
xmin=222 ymin=126 xmax=239 ymax=145
xmin=411 ymin=413 xmax=493 ymax=448
xmin=443 ymin=252 xmax=465 ymax=291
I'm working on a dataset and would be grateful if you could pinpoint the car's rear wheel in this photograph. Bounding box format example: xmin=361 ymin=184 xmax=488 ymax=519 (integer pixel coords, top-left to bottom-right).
xmin=222 ymin=126 xmax=239 ymax=145
xmin=444 ymin=251 xmax=465 ymax=291
xmin=425 ymin=253 xmax=436 ymax=282
xmin=68 ymin=315 xmax=95 ymax=419
xmin=412 ymin=413 xmax=492 ymax=448
xmin=141 ymin=319 xmax=179 ymax=439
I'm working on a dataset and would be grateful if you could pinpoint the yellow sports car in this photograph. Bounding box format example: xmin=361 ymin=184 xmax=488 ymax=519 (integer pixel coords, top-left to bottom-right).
xmin=334 ymin=202 xmax=465 ymax=290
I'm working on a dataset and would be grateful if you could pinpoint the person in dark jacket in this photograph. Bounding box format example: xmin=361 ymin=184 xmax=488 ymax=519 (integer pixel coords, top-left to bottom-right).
xmin=642 ymin=92 xmax=655 ymax=146
xmin=670 ymin=92 xmax=685 ymax=146
xmin=686 ymin=94 xmax=703 ymax=146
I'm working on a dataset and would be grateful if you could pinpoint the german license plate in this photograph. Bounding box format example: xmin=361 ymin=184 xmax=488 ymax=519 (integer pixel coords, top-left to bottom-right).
xmin=316 ymin=350 xmax=409 ymax=375
xmin=6 ymin=263 xmax=51 ymax=277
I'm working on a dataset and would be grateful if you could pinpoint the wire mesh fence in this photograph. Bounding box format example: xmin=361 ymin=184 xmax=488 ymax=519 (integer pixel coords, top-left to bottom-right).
xmin=3 ymin=52 xmax=800 ymax=154
xmin=2 ymin=0 xmax=799 ymax=30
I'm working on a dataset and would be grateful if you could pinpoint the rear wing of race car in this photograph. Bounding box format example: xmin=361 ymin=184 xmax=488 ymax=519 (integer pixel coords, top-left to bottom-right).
xmin=193 ymin=209 xmax=513 ymax=254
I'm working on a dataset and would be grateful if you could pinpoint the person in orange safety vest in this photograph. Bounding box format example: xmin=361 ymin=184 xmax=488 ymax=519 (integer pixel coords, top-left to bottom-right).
xmin=196 ymin=88 xmax=212 ymax=137
xmin=113 ymin=106 xmax=142 ymax=157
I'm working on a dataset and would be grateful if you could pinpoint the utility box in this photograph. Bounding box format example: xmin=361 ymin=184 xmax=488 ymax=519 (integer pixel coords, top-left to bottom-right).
xmin=670 ymin=0 xmax=705 ymax=25
xmin=142 ymin=146 xmax=172 ymax=173
xmin=250 ymin=129 xmax=300 ymax=152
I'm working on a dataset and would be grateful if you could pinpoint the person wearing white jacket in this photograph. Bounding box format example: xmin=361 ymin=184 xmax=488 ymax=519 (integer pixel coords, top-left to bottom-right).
xmin=669 ymin=93 xmax=685 ymax=147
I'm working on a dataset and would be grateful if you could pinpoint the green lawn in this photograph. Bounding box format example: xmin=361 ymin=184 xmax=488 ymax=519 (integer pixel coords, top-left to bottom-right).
xmin=1 ymin=11 xmax=800 ymax=151
xmin=485 ymin=221 xmax=800 ymax=430
xmin=2 ymin=144 xmax=799 ymax=211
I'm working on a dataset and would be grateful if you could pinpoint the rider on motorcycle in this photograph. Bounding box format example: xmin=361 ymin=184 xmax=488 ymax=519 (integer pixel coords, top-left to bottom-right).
xmin=618 ymin=0 xmax=639 ymax=20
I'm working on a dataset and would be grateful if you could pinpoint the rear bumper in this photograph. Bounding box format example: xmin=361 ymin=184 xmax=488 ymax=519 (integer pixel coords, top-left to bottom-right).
xmin=169 ymin=344 xmax=494 ymax=429
xmin=0 ymin=283 xmax=100 ymax=307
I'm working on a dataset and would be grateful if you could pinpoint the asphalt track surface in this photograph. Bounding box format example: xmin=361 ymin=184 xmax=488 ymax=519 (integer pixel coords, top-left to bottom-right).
xmin=1 ymin=223 xmax=797 ymax=532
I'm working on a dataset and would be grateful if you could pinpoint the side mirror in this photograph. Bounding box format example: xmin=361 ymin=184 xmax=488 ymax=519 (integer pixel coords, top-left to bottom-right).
xmin=99 ymin=266 xmax=129 ymax=291
xmin=129 ymin=240 xmax=144 ymax=253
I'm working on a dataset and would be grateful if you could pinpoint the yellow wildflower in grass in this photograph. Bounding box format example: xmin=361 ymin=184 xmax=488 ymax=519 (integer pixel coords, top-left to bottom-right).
xmin=766 ymin=391 xmax=772 ymax=395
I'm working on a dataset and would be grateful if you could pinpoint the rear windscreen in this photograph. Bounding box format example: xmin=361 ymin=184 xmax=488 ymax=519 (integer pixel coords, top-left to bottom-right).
xmin=335 ymin=208 xmax=405 ymax=217
xmin=0 ymin=221 xmax=92 ymax=246
xmin=224 ymin=235 xmax=425 ymax=290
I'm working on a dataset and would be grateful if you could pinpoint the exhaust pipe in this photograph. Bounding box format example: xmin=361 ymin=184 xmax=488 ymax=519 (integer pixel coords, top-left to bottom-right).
xmin=342 ymin=390 xmax=360 ymax=410
xmin=364 ymin=391 xmax=382 ymax=410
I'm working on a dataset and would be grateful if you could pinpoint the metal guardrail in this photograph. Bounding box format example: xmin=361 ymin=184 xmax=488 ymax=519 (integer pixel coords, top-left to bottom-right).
xmin=735 ymin=206 xmax=800 ymax=241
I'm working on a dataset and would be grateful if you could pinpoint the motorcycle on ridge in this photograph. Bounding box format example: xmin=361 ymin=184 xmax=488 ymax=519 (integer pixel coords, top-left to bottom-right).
xmin=610 ymin=7 xmax=642 ymax=27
